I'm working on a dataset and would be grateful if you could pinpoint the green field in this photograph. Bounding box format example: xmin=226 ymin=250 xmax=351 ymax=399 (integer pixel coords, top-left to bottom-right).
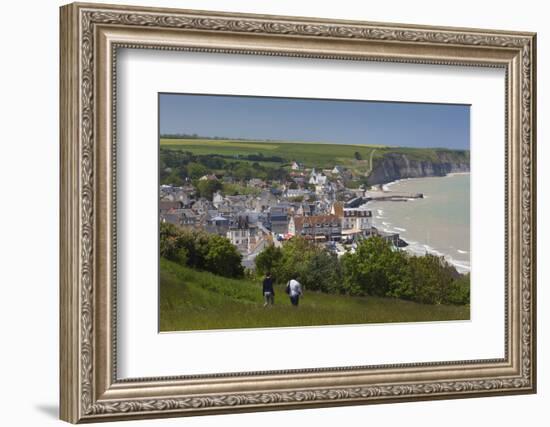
xmin=160 ymin=138 xmax=386 ymax=172
xmin=160 ymin=258 xmax=470 ymax=332
xmin=160 ymin=137 xmax=468 ymax=177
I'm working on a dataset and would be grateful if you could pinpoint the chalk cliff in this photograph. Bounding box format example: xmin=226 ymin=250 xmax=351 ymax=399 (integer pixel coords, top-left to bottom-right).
xmin=367 ymin=150 xmax=470 ymax=186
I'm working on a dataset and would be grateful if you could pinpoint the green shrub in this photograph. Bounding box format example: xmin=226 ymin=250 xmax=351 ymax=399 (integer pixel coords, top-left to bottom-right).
xmin=160 ymin=222 xmax=243 ymax=278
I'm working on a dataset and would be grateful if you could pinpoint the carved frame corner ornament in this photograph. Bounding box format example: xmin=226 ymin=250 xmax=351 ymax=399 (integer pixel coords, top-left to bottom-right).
xmin=60 ymin=2 xmax=536 ymax=423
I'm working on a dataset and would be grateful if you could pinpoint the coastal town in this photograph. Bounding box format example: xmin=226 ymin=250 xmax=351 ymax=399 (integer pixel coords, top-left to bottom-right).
xmin=160 ymin=161 xmax=415 ymax=269
xmin=157 ymin=96 xmax=471 ymax=332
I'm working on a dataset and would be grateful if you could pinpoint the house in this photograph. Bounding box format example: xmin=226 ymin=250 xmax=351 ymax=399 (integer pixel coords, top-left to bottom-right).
xmin=199 ymin=174 xmax=219 ymax=181
xmin=288 ymin=214 xmax=342 ymax=241
xmin=291 ymin=161 xmax=303 ymax=170
xmin=284 ymin=188 xmax=311 ymax=199
xmin=315 ymin=182 xmax=334 ymax=195
xmin=331 ymin=202 xmax=344 ymax=217
xmin=342 ymin=209 xmax=372 ymax=230
xmin=191 ymin=198 xmax=214 ymax=215
xmin=331 ymin=202 xmax=372 ymax=231
xmin=309 ymin=172 xmax=327 ymax=186
xmin=180 ymin=209 xmax=199 ymax=227
xmin=212 ymin=191 xmax=225 ymax=207
xmin=252 ymin=191 xmax=278 ymax=212
xmin=247 ymin=178 xmax=265 ymax=188
xmin=160 ymin=184 xmax=196 ymax=206
xmin=226 ymin=216 xmax=260 ymax=253
xmin=160 ymin=208 xmax=199 ymax=228
xmin=204 ymin=214 xmax=230 ymax=236
xmin=160 ymin=211 xmax=182 ymax=226
xmin=292 ymin=176 xmax=305 ymax=186
xmin=267 ymin=206 xmax=289 ymax=235
xmin=332 ymin=165 xmax=345 ymax=175
xmin=295 ymin=203 xmax=315 ymax=217
xmin=159 ymin=200 xmax=183 ymax=214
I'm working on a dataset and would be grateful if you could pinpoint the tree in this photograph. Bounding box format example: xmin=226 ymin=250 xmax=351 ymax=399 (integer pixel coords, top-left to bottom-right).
xmin=162 ymin=171 xmax=184 ymax=186
xmin=186 ymin=162 xmax=208 ymax=179
xmin=196 ymin=179 xmax=222 ymax=200
xmin=303 ymin=250 xmax=341 ymax=293
xmin=341 ymin=236 xmax=410 ymax=297
xmin=407 ymin=255 xmax=456 ymax=304
xmin=255 ymin=245 xmax=283 ymax=276
xmin=159 ymin=222 xmax=243 ymax=278
xmin=159 ymin=222 xmax=181 ymax=260
xmin=445 ymin=273 xmax=470 ymax=305
xmin=256 ymin=237 xmax=342 ymax=294
xmin=354 ymin=151 xmax=362 ymax=160
xmin=233 ymin=163 xmax=253 ymax=181
xmin=274 ymin=237 xmax=316 ymax=285
xmin=204 ymin=234 xmax=244 ymax=278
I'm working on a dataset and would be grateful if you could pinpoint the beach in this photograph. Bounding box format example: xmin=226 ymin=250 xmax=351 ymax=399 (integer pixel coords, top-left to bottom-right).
xmin=368 ymin=173 xmax=470 ymax=273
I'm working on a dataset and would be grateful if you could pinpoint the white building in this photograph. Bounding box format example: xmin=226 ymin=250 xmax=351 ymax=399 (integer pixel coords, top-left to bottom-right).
xmin=291 ymin=161 xmax=303 ymax=170
xmin=342 ymin=209 xmax=372 ymax=231
xmin=309 ymin=172 xmax=327 ymax=186
xmin=332 ymin=165 xmax=345 ymax=175
xmin=285 ymin=188 xmax=311 ymax=199
xmin=331 ymin=202 xmax=372 ymax=231
xmin=212 ymin=191 xmax=225 ymax=207
xmin=226 ymin=216 xmax=259 ymax=253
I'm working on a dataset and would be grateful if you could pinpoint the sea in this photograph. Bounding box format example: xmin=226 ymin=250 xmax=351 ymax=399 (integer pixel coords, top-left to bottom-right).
xmin=368 ymin=173 xmax=470 ymax=273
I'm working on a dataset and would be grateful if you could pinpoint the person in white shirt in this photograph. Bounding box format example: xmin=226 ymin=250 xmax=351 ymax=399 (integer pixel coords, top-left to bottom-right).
xmin=287 ymin=276 xmax=303 ymax=307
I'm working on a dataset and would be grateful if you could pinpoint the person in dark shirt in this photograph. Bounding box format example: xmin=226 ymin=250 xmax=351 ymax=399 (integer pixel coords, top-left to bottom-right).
xmin=262 ymin=272 xmax=275 ymax=307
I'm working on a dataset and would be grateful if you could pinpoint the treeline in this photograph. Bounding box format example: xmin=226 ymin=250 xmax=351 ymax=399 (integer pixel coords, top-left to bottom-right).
xmin=160 ymin=223 xmax=470 ymax=306
xmin=239 ymin=152 xmax=285 ymax=163
xmin=160 ymin=149 xmax=288 ymax=187
xmin=160 ymin=222 xmax=244 ymax=278
xmin=255 ymin=236 xmax=470 ymax=306
xmin=161 ymin=133 xmax=272 ymax=141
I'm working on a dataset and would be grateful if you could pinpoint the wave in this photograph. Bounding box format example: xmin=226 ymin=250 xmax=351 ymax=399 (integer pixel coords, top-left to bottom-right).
xmin=370 ymin=174 xmax=470 ymax=274
xmin=446 ymin=258 xmax=471 ymax=273
xmin=402 ymin=242 xmax=471 ymax=273
xmin=382 ymin=179 xmax=401 ymax=191
xmin=422 ymin=244 xmax=443 ymax=256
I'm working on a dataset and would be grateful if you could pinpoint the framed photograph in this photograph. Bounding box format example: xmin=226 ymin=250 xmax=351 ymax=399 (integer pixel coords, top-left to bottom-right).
xmin=60 ymin=2 xmax=537 ymax=423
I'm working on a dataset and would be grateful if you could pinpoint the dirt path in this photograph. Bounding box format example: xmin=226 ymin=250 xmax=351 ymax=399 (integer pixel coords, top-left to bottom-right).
xmin=367 ymin=148 xmax=377 ymax=175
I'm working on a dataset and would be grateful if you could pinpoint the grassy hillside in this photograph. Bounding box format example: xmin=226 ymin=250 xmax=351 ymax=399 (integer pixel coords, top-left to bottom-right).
xmin=160 ymin=138 xmax=468 ymax=176
xmin=161 ymin=138 xmax=384 ymax=172
xmin=160 ymin=258 xmax=469 ymax=332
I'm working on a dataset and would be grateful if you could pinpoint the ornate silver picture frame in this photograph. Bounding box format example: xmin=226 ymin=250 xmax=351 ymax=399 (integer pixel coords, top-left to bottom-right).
xmin=60 ymin=2 xmax=536 ymax=423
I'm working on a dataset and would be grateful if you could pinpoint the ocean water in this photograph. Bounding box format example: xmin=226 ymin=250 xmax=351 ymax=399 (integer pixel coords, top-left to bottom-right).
xmin=368 ymin=174 xmax=470 ymax=273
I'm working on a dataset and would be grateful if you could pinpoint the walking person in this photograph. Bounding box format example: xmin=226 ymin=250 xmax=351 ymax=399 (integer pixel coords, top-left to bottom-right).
xmin=286 ymin=275 xmax=303 ymax=307
xmin=262 ymin=272 xmax=275 ymax=307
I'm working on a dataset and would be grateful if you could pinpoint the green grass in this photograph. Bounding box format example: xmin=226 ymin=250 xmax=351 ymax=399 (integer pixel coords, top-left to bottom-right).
xmin=160 ymin=138 xmax=384 ymax=172
xmin=159 ymin=258 xmax=470 ymax=332
xmin=160 ymin=138 xmax=468 ymax=176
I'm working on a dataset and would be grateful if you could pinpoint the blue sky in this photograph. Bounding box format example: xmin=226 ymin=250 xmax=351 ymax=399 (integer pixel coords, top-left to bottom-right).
xmin=159 ymin=93 xmax=470 ymax=150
